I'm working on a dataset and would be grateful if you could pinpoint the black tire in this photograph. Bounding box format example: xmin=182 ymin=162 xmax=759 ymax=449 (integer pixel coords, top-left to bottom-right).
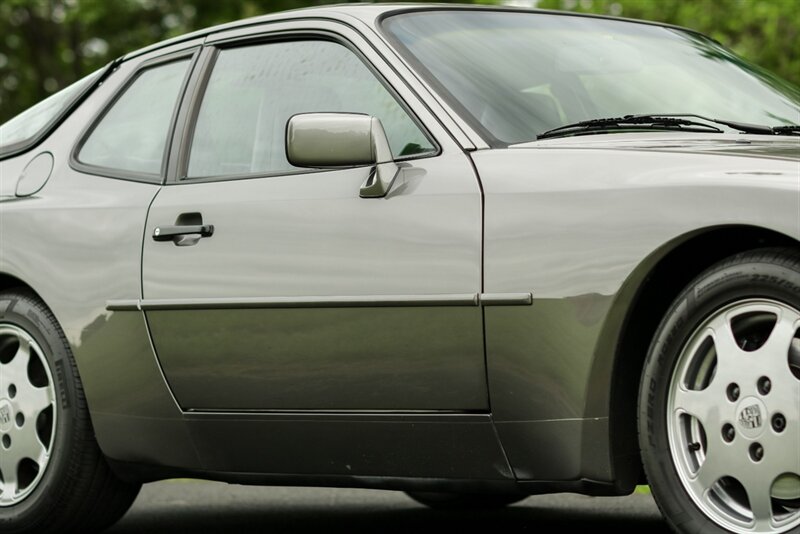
xmin=0 ymin=290 xmax=141 ymax=533
xmin=639 ymin=248 xmax=800 ymax=534
xmin=406 ymin=491 xmax=527 ymax=510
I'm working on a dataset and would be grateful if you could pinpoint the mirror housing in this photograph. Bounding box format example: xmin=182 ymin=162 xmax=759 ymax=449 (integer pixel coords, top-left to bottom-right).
xmin=286 ymin=113 xmax=400 ymax=198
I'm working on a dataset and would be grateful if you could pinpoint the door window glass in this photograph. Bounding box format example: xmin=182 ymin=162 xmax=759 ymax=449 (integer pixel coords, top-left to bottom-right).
xmin=187 ymin=40 xmax=434 ymax=179
xmin=78 ymin=59 xmax=190 ymax=175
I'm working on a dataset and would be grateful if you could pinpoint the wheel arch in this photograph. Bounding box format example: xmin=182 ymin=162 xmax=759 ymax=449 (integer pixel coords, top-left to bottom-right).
xmin=0 ymin=272 xmax=43 ymax=302
xmin=588 ymin=225 xmax=799 ymax=492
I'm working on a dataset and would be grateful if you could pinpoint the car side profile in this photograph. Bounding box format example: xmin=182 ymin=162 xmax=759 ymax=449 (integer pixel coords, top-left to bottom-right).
xmin=0 ymin=4 xmax=798 ymax=534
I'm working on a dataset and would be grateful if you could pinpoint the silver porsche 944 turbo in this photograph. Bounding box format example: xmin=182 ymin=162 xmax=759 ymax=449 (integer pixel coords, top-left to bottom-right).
xmin=0 ymin=4 xmax=798 ymax=533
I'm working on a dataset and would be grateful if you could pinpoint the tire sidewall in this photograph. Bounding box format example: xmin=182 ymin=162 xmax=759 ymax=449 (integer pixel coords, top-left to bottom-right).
xmin=0 ymin=292 xmax=79 ymax=527
xmin=640 ymin=256 xmax=800 ymax=534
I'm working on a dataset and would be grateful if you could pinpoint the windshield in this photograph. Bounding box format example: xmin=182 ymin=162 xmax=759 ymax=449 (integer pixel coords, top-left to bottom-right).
xmin=383 ymin=11 xmax=800 ymax=145
xmin=0 ymin=68 xmax=103 ymax=155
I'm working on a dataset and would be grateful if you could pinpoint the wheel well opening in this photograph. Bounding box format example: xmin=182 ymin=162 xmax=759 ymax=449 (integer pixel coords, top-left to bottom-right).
xmin=609 ymin=226 xmax=798 ymax=490
xmin=0 ymin=274 xmax=38 ymax=299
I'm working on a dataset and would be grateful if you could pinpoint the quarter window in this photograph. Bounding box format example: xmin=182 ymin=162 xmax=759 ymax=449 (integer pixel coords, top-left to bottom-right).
xmin=186 ymin=40 xmax=434 ymax=179
xmin=78 ymin=59 xmax=190 ymax=176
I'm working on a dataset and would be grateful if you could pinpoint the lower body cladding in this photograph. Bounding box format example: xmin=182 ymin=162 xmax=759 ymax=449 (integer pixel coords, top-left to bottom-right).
xmin=100 ymin=411 xmax=616 ymax=496
xmin=174 ymin=412 xmax=512 ymax=482
xmin=77 ymin=298 xmax=624 ymax=495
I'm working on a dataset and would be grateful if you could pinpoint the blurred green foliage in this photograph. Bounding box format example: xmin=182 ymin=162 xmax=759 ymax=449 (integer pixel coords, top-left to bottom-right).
xmin=1 ymin=0 xmax=797 ymax=122
xmin=0 ymin=0 xmax=469 ymax=121
xmin=537 ymin=0 xmax=799 ymax=88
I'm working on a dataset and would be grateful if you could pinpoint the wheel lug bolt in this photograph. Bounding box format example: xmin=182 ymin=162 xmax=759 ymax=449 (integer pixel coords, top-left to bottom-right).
xmin=757 ymin=376 xmax=771 ymax=395
xmin=7 ymin=384 xmax=16 ymax=399
xmin=772 ymin=413 xmax=786 ymax=433
xmin=722 ymin=423 xmax=735 ymax=443
xmin=15 ymin=413 xmax=24 ymax=427
xmin=1 ymin=434 xmax=10 ymax=449
xmin=726 ymin=383 xmax=740 ymax=401
xmin=749 ymin=442 xmax=764 ymax=462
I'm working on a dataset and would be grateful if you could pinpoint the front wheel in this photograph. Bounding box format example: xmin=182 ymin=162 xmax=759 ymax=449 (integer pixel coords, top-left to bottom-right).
xmin=640 ymin=249 xmax=800 ymax=534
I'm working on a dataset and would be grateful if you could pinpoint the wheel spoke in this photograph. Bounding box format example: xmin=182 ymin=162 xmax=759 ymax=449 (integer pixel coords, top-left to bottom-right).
xmin=2 ymin=337 xmax=31 ymax=387
xmin=709 ymin=318 xmax=745 ymax=368
xmin=760 ymin=427 xmax=800 ymax=486
xmin=15 ymin=423 xmax=48 ymax=466
xmin=745 ymin=477 xmax=775 ymax=531
xmin=694 ymin=443 xmax=730 ymax=488
xmin=17 ymin=382 xmax=53 ymax=417
xmin=0 ymin=448 xmax=20 ymax=501
xmin=758 ymin=311 xmax=800 ymax=366
xmin=672 ymin=385 xmax=718 ymax=426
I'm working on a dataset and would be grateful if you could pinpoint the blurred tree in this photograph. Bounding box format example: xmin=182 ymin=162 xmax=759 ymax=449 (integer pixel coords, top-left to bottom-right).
xmin=0 ymin=0 xmax=797 ymax=122
xmin=537 ymin=0 xmax=800 ymax=89
xmin=0 ymin=0 xmax=484 ymax=121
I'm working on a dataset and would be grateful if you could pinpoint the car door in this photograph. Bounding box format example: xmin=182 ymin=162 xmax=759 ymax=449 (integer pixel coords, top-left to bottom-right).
xmin=140 ymin=28 xmax=486 ymax=412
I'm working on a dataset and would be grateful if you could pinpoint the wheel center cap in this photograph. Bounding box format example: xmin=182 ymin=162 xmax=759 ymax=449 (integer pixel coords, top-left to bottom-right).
xmin=736 ymin=396 xmax=767 ymax=439
xmin=0 ymin=399 xmax=12 ymax=433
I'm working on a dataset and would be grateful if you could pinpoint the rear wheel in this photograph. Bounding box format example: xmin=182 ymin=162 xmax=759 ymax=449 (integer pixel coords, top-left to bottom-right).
xmin=640 ymin=249 xmax=800 ymax=534
xmin=406 ymin=491 xmax=527 ymax=510
xmin=0 ymin=290 xmax=141 ymax=533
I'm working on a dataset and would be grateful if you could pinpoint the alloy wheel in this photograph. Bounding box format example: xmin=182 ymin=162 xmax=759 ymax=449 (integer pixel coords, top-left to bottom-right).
xmin=0 ymin=324 xmax=57 ymax=507
xmin=667 ymin=298 xmax=800 ymax=533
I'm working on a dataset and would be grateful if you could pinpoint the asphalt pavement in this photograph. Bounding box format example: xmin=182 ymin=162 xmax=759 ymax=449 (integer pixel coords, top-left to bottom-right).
xmin=107 ymin=480 xmax=672 ymax=533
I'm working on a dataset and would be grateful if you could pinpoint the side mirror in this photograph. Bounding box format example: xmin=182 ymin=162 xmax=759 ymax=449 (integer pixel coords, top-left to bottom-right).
xmin=286 ymin=113 xmax=400 ymax=198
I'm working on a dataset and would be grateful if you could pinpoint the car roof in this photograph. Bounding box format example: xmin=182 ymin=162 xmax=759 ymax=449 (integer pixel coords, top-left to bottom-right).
xmin=123 ymin=3 xmax=407 ymax=59
xmin=124 ymin=2 xmax=701 ymax=61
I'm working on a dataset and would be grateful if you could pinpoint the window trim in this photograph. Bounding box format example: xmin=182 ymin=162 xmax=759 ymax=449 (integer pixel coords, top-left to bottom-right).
xmin=69 ymin=48 xmax=201 ymax=184
xmin=171 ymin=30 xmax=441 ymax=184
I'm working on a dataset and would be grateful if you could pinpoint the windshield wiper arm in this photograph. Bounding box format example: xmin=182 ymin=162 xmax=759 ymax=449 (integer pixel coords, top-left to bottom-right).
xmin=537 ymin=114 xmax=723 ymax=140
xmin=654 ymin=115 xmax=800 ymax=135
xmin=772 ymin=125 xmax=800 ymax=136
xmin=701 ymin=117 xmax=775 ymax=135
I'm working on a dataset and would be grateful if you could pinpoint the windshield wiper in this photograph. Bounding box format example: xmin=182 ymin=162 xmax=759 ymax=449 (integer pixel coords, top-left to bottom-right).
xmin=537 ymin=115 xmax=723 ymax=140
xmin=537 ymin=114 xmax=799 ymax=140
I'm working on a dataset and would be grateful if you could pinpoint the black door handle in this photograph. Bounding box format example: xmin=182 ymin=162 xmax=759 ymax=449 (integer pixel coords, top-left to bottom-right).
xmin=153 ymin=224 xmax=214 ymax=243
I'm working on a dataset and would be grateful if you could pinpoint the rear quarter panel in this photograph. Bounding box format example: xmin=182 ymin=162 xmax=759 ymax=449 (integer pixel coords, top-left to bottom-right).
xmin=0 ymin=40 xmax=204 ymax=468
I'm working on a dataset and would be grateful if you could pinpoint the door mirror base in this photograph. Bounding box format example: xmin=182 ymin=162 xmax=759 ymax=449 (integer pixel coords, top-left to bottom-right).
xmin=359 ymin=162 xmax=400 ymax=198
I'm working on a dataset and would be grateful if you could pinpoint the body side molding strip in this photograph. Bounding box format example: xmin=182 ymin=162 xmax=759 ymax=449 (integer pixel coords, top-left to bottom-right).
xmin=107 ymin=293 xmax=533 ymax=311
xmin=480 ymin=293 xmax=534 ymax=306
xmin=106 ymin=299 xmax=141 ymax=311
